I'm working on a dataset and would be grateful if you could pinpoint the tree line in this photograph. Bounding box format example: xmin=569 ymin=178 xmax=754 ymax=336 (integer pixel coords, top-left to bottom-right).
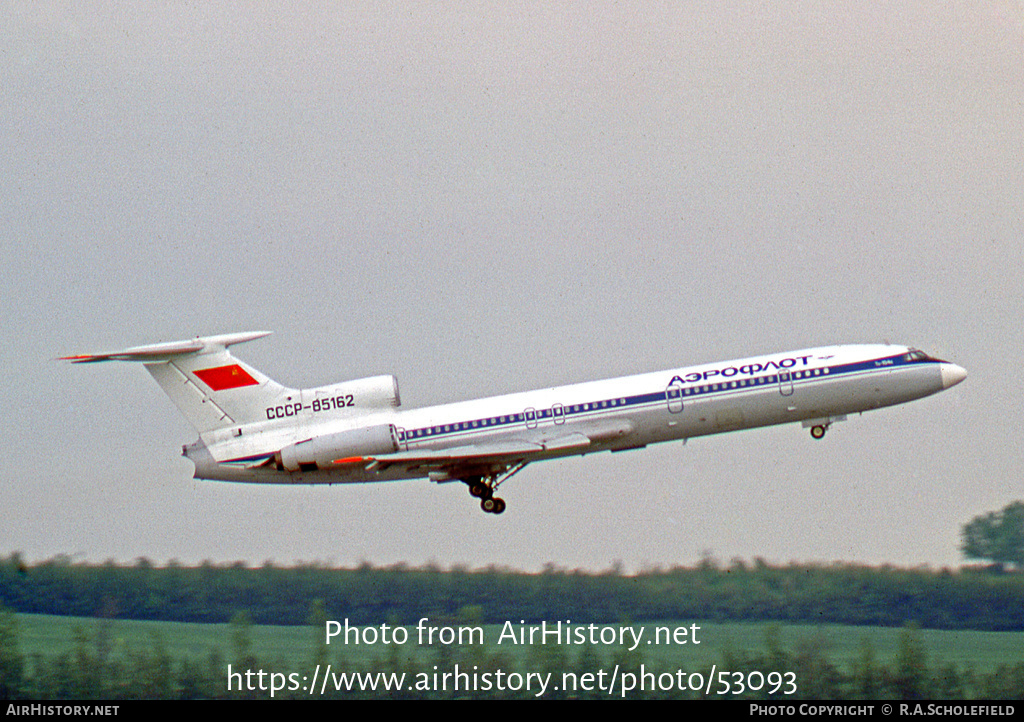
xmin=1 ymin=554 xmax=1022 ymax=631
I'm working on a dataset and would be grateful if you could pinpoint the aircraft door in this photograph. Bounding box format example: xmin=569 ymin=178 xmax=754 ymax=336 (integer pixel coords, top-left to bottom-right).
xmin=778 ymin=370 xmax=794 ymax=396
xmin=524 ymin=407 xmax=538 ymax=429
xmin=552 ymin=403 xmax=565 ymax=425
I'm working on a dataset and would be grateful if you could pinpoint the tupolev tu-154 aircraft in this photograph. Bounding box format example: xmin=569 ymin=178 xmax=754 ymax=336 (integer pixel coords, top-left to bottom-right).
xmin=63 ymin=332 xmax=966 ymax=514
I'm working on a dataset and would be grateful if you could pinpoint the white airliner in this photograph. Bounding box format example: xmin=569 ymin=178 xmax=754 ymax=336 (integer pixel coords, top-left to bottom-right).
xmin=63 ymin=332 xmax=966 ymax=514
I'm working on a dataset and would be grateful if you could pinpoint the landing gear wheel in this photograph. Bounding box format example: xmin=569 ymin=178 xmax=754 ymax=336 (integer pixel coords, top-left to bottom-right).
xmin=481 ymin=497 xmax=506 ymax=514
xmin=462 ymin=466 xmax=524 ymax=515
xmin=810 ymin=425 xmax=827 ymax=440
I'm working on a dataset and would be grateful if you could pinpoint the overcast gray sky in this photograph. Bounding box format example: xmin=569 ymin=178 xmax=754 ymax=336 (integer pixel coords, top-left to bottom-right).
xmin=2 ymin=2 xmax=1021 ymax=572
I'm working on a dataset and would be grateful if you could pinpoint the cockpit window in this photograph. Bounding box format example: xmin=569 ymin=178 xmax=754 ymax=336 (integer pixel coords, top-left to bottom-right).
xmin=905 ymin=349 xmax=945 ymax=363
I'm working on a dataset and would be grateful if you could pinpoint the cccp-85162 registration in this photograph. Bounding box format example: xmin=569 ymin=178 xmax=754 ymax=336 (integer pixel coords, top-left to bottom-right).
xmin=266 ymin=395 xmax=354 ymax=420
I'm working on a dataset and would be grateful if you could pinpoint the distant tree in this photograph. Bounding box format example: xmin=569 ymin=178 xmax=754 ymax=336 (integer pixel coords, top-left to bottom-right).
xmin=230 ymin=611 xmax=256 ymax=670
xmin=0 ymin=605 xmax=24 ymax=698
xmin=892 ymin=624 xmax=928 ymax=700
xmin=961 ymin=501 xmax=1024 ymax=570
xmin=307 ymin=599 xmax=328 ymax=672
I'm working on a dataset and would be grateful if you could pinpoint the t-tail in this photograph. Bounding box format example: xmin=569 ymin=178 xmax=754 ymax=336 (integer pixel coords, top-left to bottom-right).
xmin=61 ymin=332 xmax=292 ymax=433
xmin=62 ymin=332 xmax=402 ymax=439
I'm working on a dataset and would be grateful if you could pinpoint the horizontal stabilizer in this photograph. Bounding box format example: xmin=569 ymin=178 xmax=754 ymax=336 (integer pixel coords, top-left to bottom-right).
xmin=60 ymin=332 xmax=272 ymax=363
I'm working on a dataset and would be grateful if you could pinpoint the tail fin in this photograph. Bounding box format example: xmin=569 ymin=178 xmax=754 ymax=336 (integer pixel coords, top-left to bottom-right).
xmin=62 ymin=332 xmax=295 ymax=433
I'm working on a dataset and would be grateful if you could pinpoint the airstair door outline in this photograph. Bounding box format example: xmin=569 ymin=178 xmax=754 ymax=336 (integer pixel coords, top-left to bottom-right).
xmin=778 ymin=370 xmax=794 ymax=396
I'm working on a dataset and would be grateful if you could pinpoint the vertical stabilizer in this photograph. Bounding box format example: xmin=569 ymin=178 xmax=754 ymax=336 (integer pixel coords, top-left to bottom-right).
xmin=62 ymin=332 xmax=295 ymax=432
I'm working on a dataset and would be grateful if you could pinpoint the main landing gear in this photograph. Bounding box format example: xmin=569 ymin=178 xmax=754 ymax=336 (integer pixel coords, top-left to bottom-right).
xmin=461 ymin=463 xmax=527 ymax=515
xmin=810 ymin=424 xmax=829 ymax=440
xmin=465 ymin=477 xmax=506 ymax=514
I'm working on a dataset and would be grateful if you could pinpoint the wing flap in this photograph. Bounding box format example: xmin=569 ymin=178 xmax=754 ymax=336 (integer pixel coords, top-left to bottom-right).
xmin=374 ymin=440 xmax=545 ymax=465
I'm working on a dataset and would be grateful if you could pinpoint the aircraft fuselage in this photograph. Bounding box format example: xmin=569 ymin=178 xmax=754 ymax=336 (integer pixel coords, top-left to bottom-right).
xmin=64 ymin=335 xmax=966 ymax=514
xmin=185 ymin=343 xmax=965 ymax=488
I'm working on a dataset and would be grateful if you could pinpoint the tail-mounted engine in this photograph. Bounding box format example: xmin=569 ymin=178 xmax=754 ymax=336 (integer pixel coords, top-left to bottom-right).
xmin=277 ymin=424 xmax=399 ymax=472
xmin=309 ymin=375 xmax=401 ymax=411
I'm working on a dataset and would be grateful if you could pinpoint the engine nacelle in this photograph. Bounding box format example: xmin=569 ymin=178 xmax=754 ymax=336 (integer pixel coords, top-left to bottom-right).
xmin=308 ymin=375 xmax=401 ymax=411
xmin=278 ymin=424 xmax=399 ymax=472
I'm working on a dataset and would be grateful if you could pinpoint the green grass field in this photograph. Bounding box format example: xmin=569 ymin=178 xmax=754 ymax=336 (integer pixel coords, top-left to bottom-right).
xmin=12 ymin=613 xmax=1023 ymax=672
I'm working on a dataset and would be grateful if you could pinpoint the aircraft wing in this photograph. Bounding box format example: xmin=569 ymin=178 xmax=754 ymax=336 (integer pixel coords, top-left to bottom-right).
xmin=371 ymin=436 xmax=587 ymax=464
xmin=364 ymin=421 xmax=632 ymax=477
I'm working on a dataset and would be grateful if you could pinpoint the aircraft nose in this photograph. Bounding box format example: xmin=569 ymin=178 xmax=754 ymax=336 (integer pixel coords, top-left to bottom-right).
xmin=940 ymin=363 xmax=967 ymax=389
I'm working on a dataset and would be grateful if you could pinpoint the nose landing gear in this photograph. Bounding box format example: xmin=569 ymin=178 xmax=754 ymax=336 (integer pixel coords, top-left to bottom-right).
xmin=803 ymin=415 xmax=846 ymax=440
